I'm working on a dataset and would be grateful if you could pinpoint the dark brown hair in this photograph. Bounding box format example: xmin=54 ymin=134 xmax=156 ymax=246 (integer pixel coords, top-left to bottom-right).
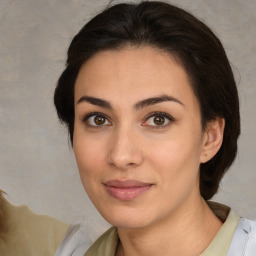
xmin=54 ymin=1 xmax=240 ymax=200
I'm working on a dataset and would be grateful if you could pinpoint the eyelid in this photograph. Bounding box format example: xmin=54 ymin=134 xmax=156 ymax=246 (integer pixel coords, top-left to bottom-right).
xmin=81 ymin=111 xmax=174 ymax=128
xmin=142 ymin=112 xmax=174 ymax=127
xmin=82 ymin=112 xmax=112 ymax=127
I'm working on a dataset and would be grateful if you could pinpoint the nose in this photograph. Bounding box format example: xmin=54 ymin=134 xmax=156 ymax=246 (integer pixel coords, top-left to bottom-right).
xmin=107 ymin=127 xmax=144 ymax=170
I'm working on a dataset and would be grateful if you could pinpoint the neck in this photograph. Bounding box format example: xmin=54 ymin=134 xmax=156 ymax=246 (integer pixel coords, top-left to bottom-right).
xmin=116 ymin=196 xmax=222 ymax=256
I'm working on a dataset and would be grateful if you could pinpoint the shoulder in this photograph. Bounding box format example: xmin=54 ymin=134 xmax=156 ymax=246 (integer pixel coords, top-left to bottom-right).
xmin=227 ymin=217 xmax=256 ymax=255
xmin=84 ymin=227 xmax=118 ymax=256
xmin=56 ymin=225 xmax=118 ymax=256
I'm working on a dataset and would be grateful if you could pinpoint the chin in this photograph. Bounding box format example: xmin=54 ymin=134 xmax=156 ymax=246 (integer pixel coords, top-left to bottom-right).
xmin=106 ymin=217 xmax=148 ymax=229
xmin=99 ymin=206 xmax=154 ymax=229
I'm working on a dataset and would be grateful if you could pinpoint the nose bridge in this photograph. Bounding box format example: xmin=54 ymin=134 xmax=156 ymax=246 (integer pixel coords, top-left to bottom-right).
xmin=107 ymin=123 xmax=143 ymax=169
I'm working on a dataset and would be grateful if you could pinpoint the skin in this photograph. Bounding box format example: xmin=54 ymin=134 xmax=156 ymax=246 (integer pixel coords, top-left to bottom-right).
xmin=73 ymin=46 xmax=225 ymax=256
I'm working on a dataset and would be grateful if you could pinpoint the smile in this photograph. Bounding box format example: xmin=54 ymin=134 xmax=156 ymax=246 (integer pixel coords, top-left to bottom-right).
xmin=104 ymin=180 xmax=153 ymax=201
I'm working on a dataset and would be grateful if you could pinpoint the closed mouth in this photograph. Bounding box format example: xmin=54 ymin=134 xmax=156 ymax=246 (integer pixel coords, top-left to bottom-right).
xmin=104 ymin=179 xmax=153 ymax=201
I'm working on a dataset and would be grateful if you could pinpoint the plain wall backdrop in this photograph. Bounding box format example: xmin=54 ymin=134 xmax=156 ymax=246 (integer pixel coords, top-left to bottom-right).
xmin=0 ymin=0 xmax=255 ymax=240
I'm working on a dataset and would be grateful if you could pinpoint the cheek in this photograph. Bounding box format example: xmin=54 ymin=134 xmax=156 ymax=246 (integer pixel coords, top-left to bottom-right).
xmin=146 ymin=129 xmax=203 ymax=183
xmin=150 ymin=140 xmax=202 ymax=206
xmin=73 ymin=140 xmax=107 ymax=203
xmin=147 ymin=132 xmax=202 ymax=166
xmin=73 ymin=132 xmax=106 ymax=183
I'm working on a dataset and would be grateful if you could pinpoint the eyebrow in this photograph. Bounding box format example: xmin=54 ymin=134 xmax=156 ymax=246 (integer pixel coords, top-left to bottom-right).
xmin=77 ymin=94 xmax=184 ymax=110
xmin=77 ymin=96 xmax=112 ymax=109
xmin=134 ymin=95 xmax=184 ymax=110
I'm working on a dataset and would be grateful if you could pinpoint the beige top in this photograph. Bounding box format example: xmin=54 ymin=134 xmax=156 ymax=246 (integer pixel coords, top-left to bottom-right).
xmin=0 ymin=193 xmax=69 ymax=256
xmin=84 ymin=201 xmax=240 ymax=256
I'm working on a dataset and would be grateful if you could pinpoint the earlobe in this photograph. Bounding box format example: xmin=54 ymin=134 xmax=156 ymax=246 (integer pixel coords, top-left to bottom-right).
xmin=200 ymin=117 xmax=225 ymax=163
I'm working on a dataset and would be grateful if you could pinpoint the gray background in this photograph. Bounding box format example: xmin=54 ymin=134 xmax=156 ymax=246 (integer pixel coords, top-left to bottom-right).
xmin=0 ymin=0 xmax=255 ymax=239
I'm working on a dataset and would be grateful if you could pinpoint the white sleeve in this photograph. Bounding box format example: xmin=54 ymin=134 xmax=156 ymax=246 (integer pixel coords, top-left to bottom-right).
xmin=227 ymin=218 xmax=256 ymax=256
xmin=55 ymin=224 xmax=93 ymax=256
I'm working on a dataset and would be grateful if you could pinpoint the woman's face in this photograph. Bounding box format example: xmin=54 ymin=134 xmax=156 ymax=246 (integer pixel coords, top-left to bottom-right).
xmin=73 ymin=46 xmax=208 ymax=229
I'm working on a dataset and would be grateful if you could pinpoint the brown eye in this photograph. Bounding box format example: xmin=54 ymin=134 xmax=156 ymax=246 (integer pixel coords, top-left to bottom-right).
xmin=143 ymin=112 xmax=174 ymax=128
xmin=94 ymin=116 xmax=106 ymax=125
xmin=153 ymin=115 xmax=165 ymax=125
xmin=84 ymin=113 xmax=111 ymax=127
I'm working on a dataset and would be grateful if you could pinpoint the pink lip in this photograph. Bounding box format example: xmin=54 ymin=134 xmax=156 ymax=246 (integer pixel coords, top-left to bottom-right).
xmin=104 ymin=180 xmax=152 ymax=201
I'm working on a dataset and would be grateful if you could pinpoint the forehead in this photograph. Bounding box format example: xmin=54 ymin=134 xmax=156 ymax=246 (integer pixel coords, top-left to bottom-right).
xmin=74 ymin=46 xmax=197 ymax=108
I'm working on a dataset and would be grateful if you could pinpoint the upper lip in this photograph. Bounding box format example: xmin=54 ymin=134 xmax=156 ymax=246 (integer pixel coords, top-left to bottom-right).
xmin=104 ymin=179 xmax=152 ymax=188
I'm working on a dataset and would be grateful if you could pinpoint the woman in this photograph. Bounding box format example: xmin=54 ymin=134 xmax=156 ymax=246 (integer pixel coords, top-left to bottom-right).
xmin=54 ymin=1 xmax=256 ymax=255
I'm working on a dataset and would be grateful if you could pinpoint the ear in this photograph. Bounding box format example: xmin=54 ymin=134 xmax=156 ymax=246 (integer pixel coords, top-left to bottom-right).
xmin=200 ymin=117 xmax=225 ymax=163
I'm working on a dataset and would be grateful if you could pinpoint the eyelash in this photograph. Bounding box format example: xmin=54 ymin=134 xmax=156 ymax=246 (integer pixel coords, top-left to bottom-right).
xmin=143 ymin=112 xmax=174 ymax=128
xmin=82 ymin=112 xmax=112 ymax=128
xmin=82 ymin=111 xmax=174 ymax=128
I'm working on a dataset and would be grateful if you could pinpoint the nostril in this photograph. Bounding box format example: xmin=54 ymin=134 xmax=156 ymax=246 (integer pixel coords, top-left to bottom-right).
xmin=107 ymin=147 xmax=144 ymax=169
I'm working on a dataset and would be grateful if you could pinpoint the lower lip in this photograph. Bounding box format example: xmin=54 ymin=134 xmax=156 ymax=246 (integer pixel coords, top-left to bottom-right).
xmin=105 ymin=185 xmax=152 ymax=201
